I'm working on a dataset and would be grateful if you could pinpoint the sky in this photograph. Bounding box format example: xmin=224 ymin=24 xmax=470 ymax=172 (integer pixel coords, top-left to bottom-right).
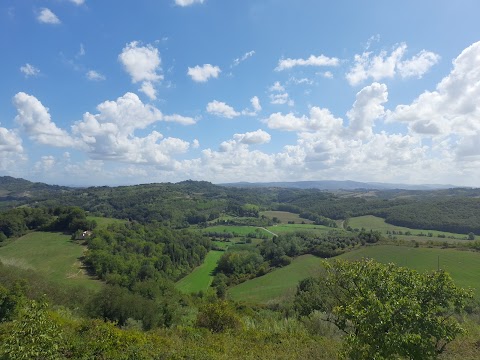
xmin=1 ymin=0 xmax=480 ymax=187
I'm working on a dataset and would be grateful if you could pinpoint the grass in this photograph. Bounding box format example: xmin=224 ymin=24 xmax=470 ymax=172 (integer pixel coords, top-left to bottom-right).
xmin=339 ymin=245 xmax=480 ymax=297
xmin=176 ymin=250 xmax=224 ymax=293
xmin=228 ymin=254 xmax=324 ymax=304
xmin=87 ymin=216 xmax=126 ymax=229
xmin=201 ymin=225 xmax=273 ymax=239
xmin=349 ymin=215 xmax=469 ymax=241
xmin=261 ymin=211 xmax=313 ymax=224
xmin=0 ymin=231 xmax=101 ymax=291
xmin=266 ymin=223 xmax=334 ymax=235
xmin=229 ymin=245 xmax=480 ymax=303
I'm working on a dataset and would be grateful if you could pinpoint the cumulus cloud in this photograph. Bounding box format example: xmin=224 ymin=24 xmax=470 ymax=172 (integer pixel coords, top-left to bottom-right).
xmin=0 ymin=127 xmax=23 ymax=153
xmin=13 ymin=92 xmax=74 ymax=147
xmin=347 ymin=82 xmax=388 ymax=139
xmin=386 ymin=41 xmax=480 ymax=164
xmin=276 ymin=54 xmax=339 ymax=71
xmin=175 ymin=0 xmax=204 ymax=6
xmin=20 ymin=64 xmax=40 ymax=78
xmin=250 ymin=96 xmax=261 ymax=113
xmin=0 ymin=127 xmax=25 ymax=173
xmin=118 ymin=41 xmax=163 ymax=100
xmin=233 ymin=129 xmax=271 ymax=145
xmin=86 ymin=70 xmax=106 ymax=81
xmin=72 ymin=92 xmax=191 ymax=165
xmin=164 ymin=114 xmax=198 ymax=125
xmin=346 ymin=43 xmax=440 ymax=86
xmin=268 ymin=81 xmax=294 ymax=106
xmin=263 ymin=107 xmax=343 ymax=133
xmin=206 ymin=100 xmax=240 ymax=118
xmin=37 ymin=8 xmax=61 ymax=24
xmin=187 ymin=64 xmax=221 ymax=82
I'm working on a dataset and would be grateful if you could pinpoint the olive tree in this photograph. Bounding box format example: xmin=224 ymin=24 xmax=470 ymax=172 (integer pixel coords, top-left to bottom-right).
xmin=295 ymin=259 xmax=472 ymax=360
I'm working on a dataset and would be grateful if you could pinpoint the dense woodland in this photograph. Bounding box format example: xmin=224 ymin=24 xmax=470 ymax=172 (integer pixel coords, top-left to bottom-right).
xmin=1 ymin=176 xmax=480 ymax=359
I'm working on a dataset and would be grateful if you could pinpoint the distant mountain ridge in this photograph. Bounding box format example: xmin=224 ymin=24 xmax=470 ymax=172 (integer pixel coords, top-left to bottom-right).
xmin=220 ymin=180 xmax=461 ymax=191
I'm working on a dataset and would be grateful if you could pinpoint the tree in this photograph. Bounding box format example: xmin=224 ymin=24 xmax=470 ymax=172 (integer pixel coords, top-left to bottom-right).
xmin=294 ymin=259 xmax=472 ymax=360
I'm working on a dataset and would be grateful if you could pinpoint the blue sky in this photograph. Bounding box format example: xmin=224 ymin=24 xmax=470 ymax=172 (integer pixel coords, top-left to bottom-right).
xmin=1 ymin=0 xmax=480 ymax=186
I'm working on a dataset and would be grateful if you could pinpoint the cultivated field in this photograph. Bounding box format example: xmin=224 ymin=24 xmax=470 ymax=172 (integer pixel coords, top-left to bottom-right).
xmin=0 ymin=231 xmax=101 ymax=291
xmin=176 ymin=250 xmax=224 ymax=293
xmin=349 ymin=215 xmax=470 ymax=242
xmin=228 ymin=254 xmax=324 ymax=304
xmin=229 ymin=244 xmax=480 ymax=303
xmin=266 ymin=223 xmax=334 ymax=236
xmin=339 ymin=245 xmax=480 ymax=297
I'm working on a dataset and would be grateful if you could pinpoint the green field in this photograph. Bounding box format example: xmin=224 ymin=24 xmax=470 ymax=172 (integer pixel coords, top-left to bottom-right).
xmin=201 ymin=225 xmax=273 ymax=238
xmin=87 ymin=216 xmax=126 ymax=229
xmin=229 ymin=245 xmax=480 ymax=303
xmin=339 ymin=245 xmax=480 ymax=297
xmin=349 ymin=215 xmax=469 ymax=241
xmin=175 ymin=250 xmax=224 ymax=293
xmin=228 ymin=254 xmax=324 ymax=304
xmin=261 ymin=211 xmax=313 ymax=224
xmin=0 ymin=231 xmax=101 ymax=291
xmin=266 ymin=223 xmax=333 ymax=235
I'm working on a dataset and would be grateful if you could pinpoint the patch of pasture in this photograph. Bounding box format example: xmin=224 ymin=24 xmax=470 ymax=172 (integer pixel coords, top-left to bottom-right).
xmin=176 ymin=250 xmax=224 ymax=293
xmin=0 ymin=231 xmax=101 ymax=291
xmin=261 ymin=211 xmax=313 ymax=224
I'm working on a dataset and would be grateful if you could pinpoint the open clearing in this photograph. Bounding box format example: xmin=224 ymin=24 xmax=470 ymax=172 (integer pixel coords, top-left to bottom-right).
xmin=261 ymin=211 xmax=313 ymax=224
xmin=176 ymin=250 xmax=223 ymax=293
xmin=201 ymin=225 xmax=273 ymax=238
xmin=87 ymin=216 xmax=126 ymax=229
xmin=266 ymin=223 xmax=334 ymax=235
xmin=349 ymin=215 xmax=470 ymax=242
xmin=0 ymin=231 xmax=101 ymax=291
xmin=228 ymin=254 xmax=324 ymax=304
xmin=229 ymin=245 xmax=480 ymax=303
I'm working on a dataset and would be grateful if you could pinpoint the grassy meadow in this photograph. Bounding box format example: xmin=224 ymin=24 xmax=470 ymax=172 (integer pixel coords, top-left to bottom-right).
xmin=261 ymin=211 xmax=313 ymax=224
xmin=349 ymin=215 xmax=470 ymax=241
xmin=266 ymin=223 xmax=334 ymax=236
xmin=229 ymin=245 xmax=480 ymax=303
xmin=0 ymin=231 xmax=101 ymax=291
xmin=176 ymin=250 xmax=224 ymax=293
xmin=228 ymin=254 xmax=324 ymax=304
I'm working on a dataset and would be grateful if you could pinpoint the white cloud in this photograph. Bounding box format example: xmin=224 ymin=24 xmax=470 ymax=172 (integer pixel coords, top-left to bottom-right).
xmin=232 ymin=50 xmax=255 ymax=67
xmin=119 ymin=41 xmax=163 ymax=100
xmin=86 ymin=70 xmax=106 ymax=81
xmin=13 ymin=92 xmax=74 ymax=147
xmin=187 ymin=64 xmax=221 ymax=82
xmin=276 ymin=54 xmax=339 ymax=71
xmin=206 ymin=100 xmax=240 ymax=118
xmin=69 ymin=0 xmax=85 ymax=5
xmin=20 ymin=64 xmax=40 ymax=78
xmin=269 ymin=81 xmax=285 ymax=92
xmin=175 ymin=0 xmax=204 ymax=6
xmin=346 ymin=43 xmax=440 ymax=86
xmin=263 ymin=107 xmax=343 ymax=133
xmin=233 ymin=129 xmax=271 ymax=145
xmin=268 ymin=81 xmax=293 ymax=106
xmin=250 ymin=96 xmax=261 ymax=113
xmin=78 ymin=43 xmax=85 ymax=57
xmin=37 ymin=8 xmax=61 ymax=24
xmin=72 ymin=92 xmax=191 ymax=165
xmin=0 ymin=127 xmax=25 ymax=173
xmin=347 ymin=82 xmax=388 ymax=139
xmin=0 ymin=127 xmax=23 ymax=153
xmin=34 ymin=155 xmax=56 ymax=172
xmin=397 ymin=50 xmax=441 ymax=78
xmin=164 ymin=114 xmax=198 ymax=125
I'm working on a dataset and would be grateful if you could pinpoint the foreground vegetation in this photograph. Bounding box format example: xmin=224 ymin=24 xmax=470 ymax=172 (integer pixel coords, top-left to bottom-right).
xmin=1 ymin=177 xmax=480 ymax=359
